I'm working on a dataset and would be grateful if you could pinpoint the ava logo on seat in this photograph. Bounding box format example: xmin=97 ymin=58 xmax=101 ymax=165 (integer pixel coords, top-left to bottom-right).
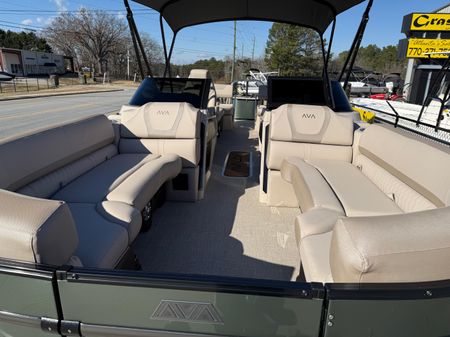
xmin=156 ymin=110 xmax=171 ymax=116
xmin=151 ymin=300 xmax=223 ymax=324
xmin=302 ymin=113 xmax=317 ymax=119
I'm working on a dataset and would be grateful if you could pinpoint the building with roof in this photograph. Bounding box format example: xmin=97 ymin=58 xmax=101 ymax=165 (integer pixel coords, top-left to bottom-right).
xmin=0 ymin=48 xmax=74 ymax=77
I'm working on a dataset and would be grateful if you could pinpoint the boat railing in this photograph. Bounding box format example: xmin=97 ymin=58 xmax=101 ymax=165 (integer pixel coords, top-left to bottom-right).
xmin=352 ymin=102 xmax=450 ymax=146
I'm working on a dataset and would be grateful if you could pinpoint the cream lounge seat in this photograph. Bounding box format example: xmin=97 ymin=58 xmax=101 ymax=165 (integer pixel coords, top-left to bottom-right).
xmin=0 ymin=114 xmax=182 ymax=269
xmin=281 ymin=124 xmax=450 ymax=283
xmin=119 ymin=102 xmax=204 ymax=201
xmin=260 ymin=103 xmax=354 ymax=207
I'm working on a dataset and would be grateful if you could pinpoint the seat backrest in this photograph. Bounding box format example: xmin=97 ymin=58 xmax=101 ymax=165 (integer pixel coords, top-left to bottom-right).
xmin=215 ymin=84 xmax=233 ymax=99
xmin=119 ymin=102 xmax=202 ymax=168
xmin=0 ymin=115 xmax=115 ymax=192
xmin=267 ymin=104 xmax=354 ymax=170
xmin=189 ymin=68 xmax=216 ymax=108
xmin=354 ymin=125 xmax=450 ymax=211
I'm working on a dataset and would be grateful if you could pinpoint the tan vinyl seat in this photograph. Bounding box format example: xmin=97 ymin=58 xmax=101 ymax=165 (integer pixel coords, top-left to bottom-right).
xmin=282 ymin=124 xmax=450 ymax=284
xmin=119 ymin=102 xmax=202 ymax=201
xmin=331 ymin=207 xmax=450 ymax=283
xmin=68 ymin=203 xmax=130 ymax=269
xmin=0 ymin=115 xmax=182 ymax=268
xmin=262 ymin=104 xmax=354 ymax=207
xmin=53 ymin=153 xmax=181 ymax=211
xmin=0 ymin=190 xmax=78 ymax=266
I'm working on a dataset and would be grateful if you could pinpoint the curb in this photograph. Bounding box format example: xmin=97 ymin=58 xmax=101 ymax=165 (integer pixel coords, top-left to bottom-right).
xmin=0 ymin=88 xmax=125 ymax=102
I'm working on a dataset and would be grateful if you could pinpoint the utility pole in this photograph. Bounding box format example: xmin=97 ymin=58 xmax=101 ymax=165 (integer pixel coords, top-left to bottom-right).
xmin=251 ymin=35 xmax=256 ymax=66
xmin=231 ymin=20 xmax=237 ymax=83
xmin=127 ymin=49 xmax=130 ymax=80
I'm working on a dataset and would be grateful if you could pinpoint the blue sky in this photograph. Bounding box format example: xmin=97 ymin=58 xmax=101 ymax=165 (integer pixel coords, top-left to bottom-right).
xmin=0 ymin=0 xmax=448 ymax=63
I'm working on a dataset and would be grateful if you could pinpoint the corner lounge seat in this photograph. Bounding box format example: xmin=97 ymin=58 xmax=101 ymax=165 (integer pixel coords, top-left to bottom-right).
xmin=263 ymin=103 xmax=354 ymax=207
xmin=0 ymin=114 xmax=182 ymax=269
xmin=119 ymin=101 xmax=203 ymax=201
xmin=281 ymin=124 xmax=450 ymax=283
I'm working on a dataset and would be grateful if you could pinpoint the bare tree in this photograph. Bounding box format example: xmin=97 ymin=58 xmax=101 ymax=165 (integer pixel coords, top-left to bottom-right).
xmin=45 ymin=9 xmax=127 ymax=73
xmin=45 ymin=10 xmax=164 ymax=78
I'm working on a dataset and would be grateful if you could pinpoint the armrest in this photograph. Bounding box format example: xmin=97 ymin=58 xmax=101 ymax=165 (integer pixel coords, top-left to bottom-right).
xmin=0 ymin=190 xmax=78 ymax=266
xmin=330 ymin=207 xmax=450 ymax=283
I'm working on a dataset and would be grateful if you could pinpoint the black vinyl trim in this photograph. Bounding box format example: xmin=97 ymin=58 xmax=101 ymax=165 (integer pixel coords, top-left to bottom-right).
xmin=262 ymin=124 xmax=269 ymax=193
xmin=326 ymin=280 xmax=450 ymax=300
xmin=59 ymin=268 xmax=324 ymax=300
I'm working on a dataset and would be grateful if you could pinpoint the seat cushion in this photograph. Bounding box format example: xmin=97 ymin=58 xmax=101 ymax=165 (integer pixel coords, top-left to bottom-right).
xmin=53 ymin=153 xmax=176 ymax=210
xmin=0 ymin=190 xmax=78 ymax=266
xmin=106 ymin=154 xmax=182 ymax=210
xmin=295 ymin=208 xmax=343 ymax=245
xmin=308 ymin=160 xmax=403 ymax=217
xmin=330 ymin=207 xmax=450 ymax=283
xmin=97 ymin=201 xmax=142 ymax=242
xmin=119 ymin=139 xmax=200 ymax=168
xmin=300 ymin=231 xmax=333 ymax=283
xmin=358 ymin=125 xmax=450 ymax=207
xmin=0 ymin=115 xmax=114 ymax=191
xmin=281 ymin=157 xmax=344 ymax=214
xmin=68 ymin=203 xmax=129 ymax=269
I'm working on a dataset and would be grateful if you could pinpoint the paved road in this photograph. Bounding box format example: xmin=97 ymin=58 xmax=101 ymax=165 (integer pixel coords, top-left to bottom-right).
xmin=0 ymin=89 xmax=135 ymax=141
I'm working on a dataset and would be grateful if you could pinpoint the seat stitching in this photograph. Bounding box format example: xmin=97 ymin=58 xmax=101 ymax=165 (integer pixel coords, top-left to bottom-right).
xmin=340 ymin=221 xmax=369 ymax=282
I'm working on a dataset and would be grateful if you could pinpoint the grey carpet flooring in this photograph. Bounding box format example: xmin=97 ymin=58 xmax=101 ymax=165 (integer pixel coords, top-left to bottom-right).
xmin=133 ymin=121 xmax=301 ymax=281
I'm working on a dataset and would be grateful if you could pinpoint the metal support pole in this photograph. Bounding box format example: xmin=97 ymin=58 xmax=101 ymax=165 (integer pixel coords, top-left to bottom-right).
xmin=339 ymin=0 xmax=374 ymax=91
xmin=163 ymin=33 xmax=177 ymax=79
xmin=160 ymin=14 xmax=169 ymax=73
xmin=326 ymin=19 xmax=336 ymax=67
xmin=124 ymin=0 xmax=153 ymax=78
xmin=321 ymin=35 xmax=334 ymax=109
xmin=231 ymin=21 xmax=237 ymax=83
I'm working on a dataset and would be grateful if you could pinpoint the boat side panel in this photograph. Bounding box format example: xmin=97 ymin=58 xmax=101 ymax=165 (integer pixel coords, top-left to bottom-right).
xmin=323 ymin=297 xmax=450 ymax=337
xmin=58 ymin=279 xmax=323 ymax=337
xmin=0 ymin=267 xmax=59 ymax=337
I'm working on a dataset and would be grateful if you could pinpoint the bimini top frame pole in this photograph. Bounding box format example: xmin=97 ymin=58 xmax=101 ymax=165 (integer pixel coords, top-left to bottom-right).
xmin=124 ymin=0 xmax=153 ymax=79
xmin=127 ymin=0 xmax=370 ymax=104
xmin=338 ymin=0 xmax=373 ymax=91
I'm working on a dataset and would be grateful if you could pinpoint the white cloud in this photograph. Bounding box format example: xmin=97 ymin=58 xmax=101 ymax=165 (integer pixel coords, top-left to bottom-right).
xmin=21 ymin=19 xmax=33 ymax=25
xmin=50 ymin=0 xmax=68 ymax=12
xmin=36 ymin=16 xmax=55 ymax=26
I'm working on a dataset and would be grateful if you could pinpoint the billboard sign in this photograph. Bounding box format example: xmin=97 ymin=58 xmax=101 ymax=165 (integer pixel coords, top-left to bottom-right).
xmin=406 ymin=38 xmax=450 ymax=58
xmin=402 ymin=13 xmax=450 ymax=34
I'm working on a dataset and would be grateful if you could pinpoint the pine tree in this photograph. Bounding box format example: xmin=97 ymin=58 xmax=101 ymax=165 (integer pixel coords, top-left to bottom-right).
xmin=265 ymin=23 xmax=323 ymax=76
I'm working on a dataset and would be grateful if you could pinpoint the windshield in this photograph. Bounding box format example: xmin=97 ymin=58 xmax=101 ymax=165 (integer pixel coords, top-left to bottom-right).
xmin=128 ymin=77 xmax=211 ymax=108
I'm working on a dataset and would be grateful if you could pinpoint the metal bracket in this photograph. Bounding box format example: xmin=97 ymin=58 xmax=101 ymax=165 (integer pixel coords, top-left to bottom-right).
xmin=40 ymin=317 xmax=59 ymax=334
xmin=61 ymin=319 xmax=81 ymax=336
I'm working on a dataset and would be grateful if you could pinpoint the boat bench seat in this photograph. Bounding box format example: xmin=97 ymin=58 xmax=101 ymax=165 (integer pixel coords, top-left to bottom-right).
xmin=282 ymin=124 xmax=450 ymax=284
xmin=118 ymin=102 xmax=203 ymax=202
xmin=262 ymin=104 xmax=354 ymax=207
xmin=0 ymin=112 xmax=185 ymax=269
